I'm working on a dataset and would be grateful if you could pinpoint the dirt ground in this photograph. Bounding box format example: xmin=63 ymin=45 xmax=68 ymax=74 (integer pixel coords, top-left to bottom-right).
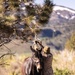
xmin=0 ymin=39 xmax=32 ymax=56
xmin=0 ymin=39 xmax=55 ymax=57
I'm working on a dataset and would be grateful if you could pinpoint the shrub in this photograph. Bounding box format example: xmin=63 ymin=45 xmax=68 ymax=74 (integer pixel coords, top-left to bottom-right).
xmin=65 ymin=32 xmax=75 ymax=51
xmin=54 ymin=68 xmax=72 ymax=75
xmin=53 ymin=50 xmax=75 ymax=75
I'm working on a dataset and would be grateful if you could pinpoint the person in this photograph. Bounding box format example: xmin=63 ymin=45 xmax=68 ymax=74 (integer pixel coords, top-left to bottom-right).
xmin=34 ymin=40 xmax=54 ymax=75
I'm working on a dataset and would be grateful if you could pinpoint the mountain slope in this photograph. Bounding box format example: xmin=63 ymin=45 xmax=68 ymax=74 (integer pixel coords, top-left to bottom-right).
xmin=39 ymin=5 xmax=75 ymax=50
xmin=49 ymin=5 xmax=75 ymax=24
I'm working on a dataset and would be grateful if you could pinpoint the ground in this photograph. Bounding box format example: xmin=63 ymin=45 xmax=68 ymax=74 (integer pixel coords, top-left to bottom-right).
xmin=0 ymin=39 xmax=32 ymax=56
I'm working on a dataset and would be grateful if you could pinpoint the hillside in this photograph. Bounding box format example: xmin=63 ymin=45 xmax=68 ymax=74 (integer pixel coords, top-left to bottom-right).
xmin=50 ymin=5 xmax=75 ymax=24
xmin=0 ymin=5 xmax=75 ymax=51
xmin=38 ymin=5 xmax=75 ymax=50
xmin=0 ymin=3 xmax=75 ymax=75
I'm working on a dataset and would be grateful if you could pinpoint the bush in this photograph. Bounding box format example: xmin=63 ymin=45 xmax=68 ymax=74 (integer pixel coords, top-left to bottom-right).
xmin=54 ymin=68 xmax=72 ymax=75
xmin=65 ymin=32 xmax=75 ymax=51
xmin=53 ymin=50 xmax=75 ymax=75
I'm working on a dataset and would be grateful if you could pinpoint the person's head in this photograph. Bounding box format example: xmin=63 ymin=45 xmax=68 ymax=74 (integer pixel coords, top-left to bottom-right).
xmin=41 ymin=46 xmax=51 ymax=57
xmin=43 ymin=46 xmax=50 ymax=54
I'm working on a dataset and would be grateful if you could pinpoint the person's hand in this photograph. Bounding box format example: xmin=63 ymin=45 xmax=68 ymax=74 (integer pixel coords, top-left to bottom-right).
xmin=35 ymin=41 xmax=38 ymax=44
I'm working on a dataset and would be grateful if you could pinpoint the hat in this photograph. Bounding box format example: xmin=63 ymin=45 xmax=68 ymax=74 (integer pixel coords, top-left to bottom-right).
xmin=43 ymin=46 xmax=49 ymax=53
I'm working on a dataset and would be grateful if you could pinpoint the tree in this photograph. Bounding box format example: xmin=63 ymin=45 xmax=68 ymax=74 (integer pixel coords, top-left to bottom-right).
xmin=0 ymin=0 xmax=53 ymax=43
xmin=38 ymin=0 xmax=53 ymax=24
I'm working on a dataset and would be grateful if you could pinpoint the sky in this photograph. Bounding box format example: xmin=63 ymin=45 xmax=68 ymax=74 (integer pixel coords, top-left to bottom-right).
xmin=35 ymin=0 xmax=75 ymax=10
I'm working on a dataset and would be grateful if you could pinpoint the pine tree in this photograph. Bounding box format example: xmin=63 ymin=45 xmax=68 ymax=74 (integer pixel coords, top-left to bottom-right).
xmin=38 ymin=0 xmax=53 ymax=24
xmin=0 ymin=0 xmax=53 ymax=42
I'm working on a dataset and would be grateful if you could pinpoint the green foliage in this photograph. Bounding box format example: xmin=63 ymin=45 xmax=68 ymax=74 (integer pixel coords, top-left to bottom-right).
xmin=44 ymin=0 xmax=53 ymax=7
xmin=26 ymin=6 xmax=36 ymax=16
xmin=8 ymin=0 xmax=20 ymax=8
xmin=38 ymin=0 xmax=53 ymax=24
xmin=0 ymin=22 xmax=14 ymax=34
xmin=0 ymin=0 xmax=53 ymax=41
xmin=65 ymin=32 xmax=75 ymax=51
xmin=54 ymin=68 xmax=72 ymax=75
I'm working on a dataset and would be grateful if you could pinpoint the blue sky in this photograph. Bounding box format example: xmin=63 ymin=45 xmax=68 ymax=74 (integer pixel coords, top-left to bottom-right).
xmin=35 ymin=0 xmax=75 ymax=10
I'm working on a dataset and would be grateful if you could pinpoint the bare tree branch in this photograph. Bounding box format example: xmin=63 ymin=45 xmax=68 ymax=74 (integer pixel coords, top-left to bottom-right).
xmin=0 ymin=52 xmax=15 ymax=59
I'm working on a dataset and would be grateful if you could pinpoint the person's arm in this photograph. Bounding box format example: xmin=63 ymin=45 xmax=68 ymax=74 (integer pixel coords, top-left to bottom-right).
xmin=35 ymin=41 xmax=44 ymax=48
xmin=30 ymin=46 xmax=36 ymax=52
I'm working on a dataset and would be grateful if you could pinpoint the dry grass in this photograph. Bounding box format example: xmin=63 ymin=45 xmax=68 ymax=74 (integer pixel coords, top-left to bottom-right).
xmin=0 ymin=53 xmax=31 ymax=75
xmin=0 ymin=49 xmax=75 ymax=75
xmin=53 ymin=50 xmax=75 ymax=75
